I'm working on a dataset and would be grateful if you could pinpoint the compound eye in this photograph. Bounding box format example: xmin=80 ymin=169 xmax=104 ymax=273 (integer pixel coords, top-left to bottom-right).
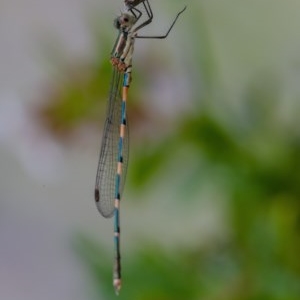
xmin=113 ymin=18 xmax=121 ymax=29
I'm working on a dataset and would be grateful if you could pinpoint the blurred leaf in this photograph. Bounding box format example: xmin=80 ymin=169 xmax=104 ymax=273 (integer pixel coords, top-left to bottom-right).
xmin=74 ymin=230 xmax=300 ymax=300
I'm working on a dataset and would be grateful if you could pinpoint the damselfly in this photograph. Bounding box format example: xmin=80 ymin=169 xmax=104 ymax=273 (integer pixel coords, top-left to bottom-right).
xmin=94 ymin=0 xmax=186 ymax=294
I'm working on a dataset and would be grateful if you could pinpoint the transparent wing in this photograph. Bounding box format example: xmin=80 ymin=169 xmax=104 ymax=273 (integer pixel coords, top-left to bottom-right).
xmin=94 ymin=69 xmax=129 ymax=218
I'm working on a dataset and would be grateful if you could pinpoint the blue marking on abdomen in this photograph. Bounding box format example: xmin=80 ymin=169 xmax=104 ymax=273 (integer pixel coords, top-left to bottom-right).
xmin=115 ymin=174 xmax=120 ymax=199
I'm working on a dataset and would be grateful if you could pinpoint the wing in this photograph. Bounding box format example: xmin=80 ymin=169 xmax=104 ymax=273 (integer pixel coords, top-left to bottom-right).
xmin=94 ymin=69 xmax=129 ymax=218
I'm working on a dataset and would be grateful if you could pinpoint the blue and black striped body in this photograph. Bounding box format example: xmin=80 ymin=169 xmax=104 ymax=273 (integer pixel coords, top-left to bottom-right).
xmin=113 ymin=71 xmax=131 ymax=292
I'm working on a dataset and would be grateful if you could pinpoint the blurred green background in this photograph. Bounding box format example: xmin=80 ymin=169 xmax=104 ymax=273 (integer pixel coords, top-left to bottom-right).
xmin=0 ymin=0 xmax=299 ymax=299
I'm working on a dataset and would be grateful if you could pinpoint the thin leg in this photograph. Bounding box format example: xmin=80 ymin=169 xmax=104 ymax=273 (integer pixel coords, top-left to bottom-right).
xmin=128 ymin=6 xmax=142 ymax=22
xmin=132 ymin=0 xmax=153 ymax=33
xmin=135 ymin=6 xmax=187 ymax=39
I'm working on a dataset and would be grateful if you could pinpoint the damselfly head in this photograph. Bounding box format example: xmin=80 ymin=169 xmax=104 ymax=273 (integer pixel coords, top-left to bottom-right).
xmin=114 ymin=13 xmax=137 ymax=30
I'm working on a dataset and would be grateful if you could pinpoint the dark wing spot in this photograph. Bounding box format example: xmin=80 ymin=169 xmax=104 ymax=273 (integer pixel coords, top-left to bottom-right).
xmin=95 ymin=188 xmax=100 ymax=202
